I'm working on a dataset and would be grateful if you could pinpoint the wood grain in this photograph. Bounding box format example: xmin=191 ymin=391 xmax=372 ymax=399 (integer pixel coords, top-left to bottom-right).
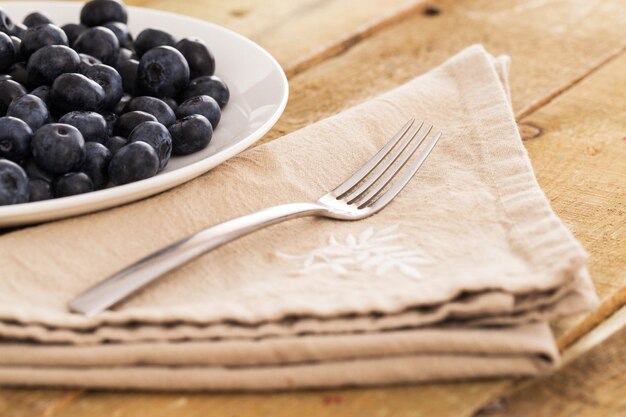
xmin=2 ymin=0 xmax=626 ymax=416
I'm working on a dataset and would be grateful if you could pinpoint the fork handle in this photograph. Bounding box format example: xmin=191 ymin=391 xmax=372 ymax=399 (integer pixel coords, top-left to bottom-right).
xmin=68 ymin=202 xmax=326 ymax=316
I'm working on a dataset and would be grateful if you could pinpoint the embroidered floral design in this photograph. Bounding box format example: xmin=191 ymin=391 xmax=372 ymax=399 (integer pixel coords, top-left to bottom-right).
xmin=278 ymin=225 xmax=431 ymax=279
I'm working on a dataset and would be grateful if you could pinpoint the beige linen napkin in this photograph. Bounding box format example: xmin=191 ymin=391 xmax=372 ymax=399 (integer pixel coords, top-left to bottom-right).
xmin=0 ymin=45 xmax=597 ymax=390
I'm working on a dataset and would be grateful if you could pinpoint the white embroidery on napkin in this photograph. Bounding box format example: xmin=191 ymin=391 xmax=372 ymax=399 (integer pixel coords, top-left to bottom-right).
xmin=277 ymin=225 xmax=432 ymax=279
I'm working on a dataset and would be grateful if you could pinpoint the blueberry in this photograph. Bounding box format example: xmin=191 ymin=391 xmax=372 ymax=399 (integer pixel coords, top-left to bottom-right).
xmin=168 ymin=114 xmax=212 ymax=155
xmin=101 ymin=111 xmax=117 ymax=135
xmin=61 ymin=23 xmax=86 ymax=47
xmin=7 ymin=94 xmax=49 ymax=131
xmin=80 ymin=0 xmax=128 ymax=27
xmin=73 ymin=26 xmax=119 ymax=66
xmin=103 ymin=22 xmax=133 ymax=49
xmin=10 ymin=36 xmax=23 ymax=61
xmin=6 ymin=62 xmax=28 ymax=87
xmin=175 ymin=37 xmax=214 ymax=79
xmin=0 ymin=79 xmax=26 ymax=114
xmin=12 ymin=23 xmax=27 ymax=40
xmin=162 ymin=97 xmax=178 ymax=112
xmin=108 ymin=141 xmax=159 ymax=185
xmin=128 ymin=121 xmax=171 ymax=171
xmin=0 ymin=75 xmax=11 ymax=81
xmin=20 ymin=24 xmax=68 ymax=59
xmin=0 ymin=31 xmax=16 ymax=72
xmin=176 ymin=95 xmax=220 ymax=129
xmin=0 ymin=159 xmax=29 ymax=205
xmin=179 ymin=75 xmax=229 ymax=108
xmin=51 ymin=73 xmax=105 ymax=113
xmin=32 ymin=123 xmax=85 ymax=174
xmin=79 ymin=53 xmax=102 ymax=69
xmin=105 ymin=135 xmax=127 ymax=154
xmin=138 ymin=46 xmax=189 ymax=98
xmin=83 ymin=64 xmax=123 ymax=110
xmin=126 ymin=96 xmax=176 ymax=126
xmin=27 ymin=45 xmax=80 ymax=86
xmin=0 ymin=8 xmax=16 ymax=36
xmin=80 ymin=141 xmax=111 ymax=189
xmin=54 ymin=172 xmax=93 ymax=197
xmin=0 ymin=116 xmax=32 ymax=162
xmin=30 ymin=85 xmax=51 ymax=106
xmin=134 ymin=28 xmax=177 ymax=57
xmin=23 ymin=157 xmax=55 ymax=182
xmin=28 ymin=178 xmax=52 ymax=201
xmin=113 ymin=93 xmax=132 ymax=114
xmin=23 ymin=12 xmax=52 ymax=28
xmin=59 ymin=111 xmax=108 ymax=143
xmin=118 ymin=58 xmax=139 ymax=95
xmin=114 ymin=47 xmax=135 ymax=70
xmin=113 ymin=110 xmax=156 ymax=137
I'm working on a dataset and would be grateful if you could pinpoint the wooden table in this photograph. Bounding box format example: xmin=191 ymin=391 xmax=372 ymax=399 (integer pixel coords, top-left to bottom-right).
xmin=3 ymin=0 xmax=626 ymax=416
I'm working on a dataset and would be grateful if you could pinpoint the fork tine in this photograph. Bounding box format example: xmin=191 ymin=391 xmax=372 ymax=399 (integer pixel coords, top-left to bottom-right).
xmin=332 ymin=118 xmax=415 ymax=197
xmin=342 ymin=123 xmax=424 ymax=202
xmin=349 ymin=125 xmax=432 ymax=205
xmin=364 ymin=131 xmax=441 ymax=210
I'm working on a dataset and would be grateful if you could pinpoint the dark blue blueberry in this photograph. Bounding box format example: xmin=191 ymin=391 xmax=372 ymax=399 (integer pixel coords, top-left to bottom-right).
xmin=105 ymin=135 xmax=127 ymax=154
xmin=51 ymin=73 xmax=105 ymax=113
xmin=176 ymin=95 xmax=220 ymax=129
xmin=103 ymin=22 xmax=133 ymax=49
xmin=175 ymin=37 xmax=214 ymax=79
xmin=0 ymin=79 xmax=26 ymax=114
xmin=108 ymin=141 xmax=159 ymax=185
xmin=168 ymin=114 xmax=212 ymax=155
xmin=83 ymin=64 xmax=123 ymax=110
xmin=134 ymin=28 xmax=177 ymax=57
xmin=32 ymin=123 xmax=85 ymax=174
xmin=0 ymin=75 xmax=11 ymax=81
xmin=27 ymin=45 xmax=80 ymax=86
xmin=28 ymin=178 xmax=52 ymax=201
xmin=79 ymin=53 xmax=102 ymax=71
xmin=30 ymin=85 xmax=51 ymax=106
xmin=59 ymin=111 xmax=108 ymax=143
xmin=0 ymin=31 xmax=15 ymax=72
xmin=23 ymin=157 xmax=55 ymax=182
xmin=12 ymin=23 xmax=27 ymax=40
xmin=53 ymin=172 xmax=93 ymax=197
xmin=80 ymin=141 xmax=111 ymax=189
xmin=113 ymin=110 xmax=156 ymax=137
xmin=73 ymin=26 xmax=119 ymax=66
xmin=0 ymin=8 xmax=16 ymax=37
xmin=80 ymin=0 xmax=128 ymax=27
xmin=20 ymin=24 xmax=68 ymax=59
xmin=7 ymin=94 xmax=49 ymax=131
xmin=61 ymin=23 xmax=87 ymax=47
xmin=23 ymin=12 xmax=52 ymax=28
xmin=113 ymin=93 xmax=132 ymax=114
xmin=10 ymin=36 xmax=23 ymax=61
xmin=6 ymin=62 xmax=28 ymax=87
xmin=101 ymin=111 xmax=117 ymax=135
xmin=126 ymin=96 xmax=176 ymax=126
xmin=0 ymin=116 xmax=32 ymax=162
xmin=0 ymin=159 xmax=29 ymax=205
xmin=114 ymin=47 xmax=135 ymax=70
xmin=179 ymin=75 xmax=229 ymax=108
xmin=118 ymin=58 xmax=139 ymax=96
xmin=128 ymin=121 xmax=171 ymax=171
xmin=162 ymin=97 xmax=177 ymax=112
xmin=138 ymin=46 xmax=189 ymax=98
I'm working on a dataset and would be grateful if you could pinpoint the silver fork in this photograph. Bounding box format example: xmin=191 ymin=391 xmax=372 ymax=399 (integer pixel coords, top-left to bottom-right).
xmin=69 ymin=119 xmax=441 ymax=316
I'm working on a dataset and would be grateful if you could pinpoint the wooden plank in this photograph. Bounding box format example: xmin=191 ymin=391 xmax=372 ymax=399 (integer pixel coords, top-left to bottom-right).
xmin=125 ymin=0 xmax=424 ymax=73
xmin=5 ymin=0 xmax=626 ymax=416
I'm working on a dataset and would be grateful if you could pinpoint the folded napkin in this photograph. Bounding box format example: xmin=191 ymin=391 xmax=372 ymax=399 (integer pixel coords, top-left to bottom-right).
xmin=0 ymin=45 xmax=597 ymax=390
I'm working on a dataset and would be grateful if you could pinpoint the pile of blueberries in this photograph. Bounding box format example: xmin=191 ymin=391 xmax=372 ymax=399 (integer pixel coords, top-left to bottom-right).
xmin=0 ymin=0 xmax=229 ymax=206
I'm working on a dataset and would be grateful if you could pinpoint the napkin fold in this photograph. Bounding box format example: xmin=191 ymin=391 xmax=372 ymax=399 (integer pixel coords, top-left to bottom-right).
xmin=0 ymin=45 xmax=597 ymax=390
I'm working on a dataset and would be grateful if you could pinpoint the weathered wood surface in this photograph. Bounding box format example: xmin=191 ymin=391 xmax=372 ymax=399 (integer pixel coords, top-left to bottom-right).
xmin=2 ymin=0 xmax=626 ymax=416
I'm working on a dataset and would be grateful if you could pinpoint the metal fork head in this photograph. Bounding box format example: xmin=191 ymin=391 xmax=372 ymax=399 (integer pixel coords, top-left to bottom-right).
xmin=318 ymin=119 xmax=441 ymax=220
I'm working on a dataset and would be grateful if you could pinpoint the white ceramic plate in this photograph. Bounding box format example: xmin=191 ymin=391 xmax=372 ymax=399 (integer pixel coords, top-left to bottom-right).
xmin=0 ymin=1 xmax=288 ymax=227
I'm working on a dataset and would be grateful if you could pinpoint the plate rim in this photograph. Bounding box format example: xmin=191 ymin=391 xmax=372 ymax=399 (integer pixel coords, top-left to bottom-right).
xmin=0 ymin=1 xmax=289 ymax=225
